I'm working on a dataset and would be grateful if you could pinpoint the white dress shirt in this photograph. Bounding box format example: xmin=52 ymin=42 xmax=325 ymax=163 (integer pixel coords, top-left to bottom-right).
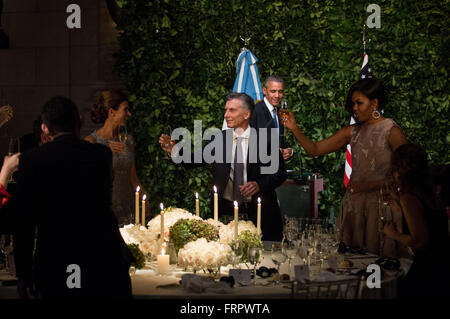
xmin=223 ymin=126 xmax=251 ymax=202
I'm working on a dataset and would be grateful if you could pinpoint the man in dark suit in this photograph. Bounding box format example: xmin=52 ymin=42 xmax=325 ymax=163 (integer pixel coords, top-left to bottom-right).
xmin=159 ymin=92 xmax=286 ymax=241
xmin=250 ymin=75 xmax=293 ymax=161
xmin=14 ymin=96 xmax=132 ymax=298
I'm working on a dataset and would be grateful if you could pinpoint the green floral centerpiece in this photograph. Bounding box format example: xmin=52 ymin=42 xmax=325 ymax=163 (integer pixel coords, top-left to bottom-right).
xmin=231 ymin=230 xmax=263 ymax=264
xmin=169 ymin=218 xmax=219 ymax=253
xmin=127 ymin=243 xmax=146 ymax=269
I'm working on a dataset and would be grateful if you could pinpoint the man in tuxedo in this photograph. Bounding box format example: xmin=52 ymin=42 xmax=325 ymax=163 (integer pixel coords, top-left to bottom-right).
xmin=14 ymin=96 xmax=133 ymax=298
xmin=250 ymin=75 xmax=293 ymax=161
xmin=159 ymin=92 xmax=286 ymax=241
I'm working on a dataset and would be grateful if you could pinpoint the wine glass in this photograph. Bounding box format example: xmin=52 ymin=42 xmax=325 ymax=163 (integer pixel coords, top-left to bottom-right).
xmin=0 ymin=234 xmax=13 ymax=274
xmin=230 ymin=240 xmax=242 ymax=268
xmin=270 ymin=243 xmax=287 ymax=284
xmin=281 ymin=237 xmax=297 ymax=278
xmin=118 ymin=125 xmax=128 ymax=143
xmin=7 ymin=136 xmax=19 ymax=183
xmin=248 ymin=247 xmax=262 ymax=286
xmin=162 ymin=125 xmax=172 ymax=160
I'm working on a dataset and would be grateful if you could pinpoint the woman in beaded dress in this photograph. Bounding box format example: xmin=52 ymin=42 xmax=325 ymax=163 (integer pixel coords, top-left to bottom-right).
xmin=279 ymin=78 xmax=409 ymax=257
xmin=85 ymin=90 xmax=146 ymax=226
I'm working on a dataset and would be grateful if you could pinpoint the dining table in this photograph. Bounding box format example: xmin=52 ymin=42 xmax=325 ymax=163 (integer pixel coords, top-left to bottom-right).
xmin=0 ymin=243 xmax=412 ymax=299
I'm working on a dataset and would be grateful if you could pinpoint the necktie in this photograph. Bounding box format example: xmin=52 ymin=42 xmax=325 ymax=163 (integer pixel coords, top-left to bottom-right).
xmin=232 ymin=136 xmax=244 ymax=204
xmin=272 ymin=108 xmax=279 ymax=128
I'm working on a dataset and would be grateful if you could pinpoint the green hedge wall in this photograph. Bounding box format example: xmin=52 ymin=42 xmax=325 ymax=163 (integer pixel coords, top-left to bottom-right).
xmin=115 ymin=0 xmax=449 ymax=220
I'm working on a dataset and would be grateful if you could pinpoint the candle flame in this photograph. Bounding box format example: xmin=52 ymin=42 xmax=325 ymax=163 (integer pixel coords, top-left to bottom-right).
xmin=142 ymin=194 xmax=146 ymax=201
xmin=161 ymin=248 xmax=165 ymax=255
xmin=234 ymin=201 xmax=238 ymax=207
xmin=136 ymin=186 xmax=140 ymax=192
xmin=213 ymin=185 xmax=217 ymax=193
xmin=160 ymin=203 xmax=164 ymax=211
xmin=195 ymin=192 xmax=198 ymax=199
xmin=258 ymin=197 xmax=261 ymax=204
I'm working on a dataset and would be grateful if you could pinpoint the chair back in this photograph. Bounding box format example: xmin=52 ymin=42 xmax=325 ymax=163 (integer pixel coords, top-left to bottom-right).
xmin=291 ymin=276 xmax=365 ymax=299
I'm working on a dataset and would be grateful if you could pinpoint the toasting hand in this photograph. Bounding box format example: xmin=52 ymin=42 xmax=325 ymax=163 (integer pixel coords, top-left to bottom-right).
xmin=278 ymin=109 xmax=298 ymax=131
xmin=159 ymin=134 xmax=175 ymax=153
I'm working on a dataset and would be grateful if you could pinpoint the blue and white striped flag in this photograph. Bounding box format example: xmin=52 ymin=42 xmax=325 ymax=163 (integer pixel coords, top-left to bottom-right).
xmin=232 ymin=49 xmax=263 ymax=101
xmin=223 ymin=49 xmax=263 ymax=130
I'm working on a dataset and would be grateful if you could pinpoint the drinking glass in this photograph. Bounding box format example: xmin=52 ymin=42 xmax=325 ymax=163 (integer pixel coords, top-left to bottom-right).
xmin=118 ymin=125 xmax=128 ymax=143
xmin=230 ymin=240 xmax=242 ymax=268
xmin=7 ymin=136 xmax=19 ymax=183
xmin=0 ymin=234 xmax=13 ymax=273
xmin=162 ymin=125 xmax=172 ymax=160
xmin=270 ymin=243 xmax=287 ymax=284
xmin=248 ymin=247 xmax=262 ymax=285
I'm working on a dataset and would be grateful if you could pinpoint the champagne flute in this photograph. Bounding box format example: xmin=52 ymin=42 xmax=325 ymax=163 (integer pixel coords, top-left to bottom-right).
xmin=280 ymin=100 xmax=287 ymax=137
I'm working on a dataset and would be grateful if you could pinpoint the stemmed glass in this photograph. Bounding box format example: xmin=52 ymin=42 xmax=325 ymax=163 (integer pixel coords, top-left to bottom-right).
xmin=162 ymin=125 xmax=172 ymax=160
xmin=0 ymin=234 xmax=13 ymax=274
xmin=270 ymin=243 xmax=287 ymax=284
xmin=248 ymin=247 xmax=262 ymax=286
xmin=7 ymin=136 xmax=19 ymax=183
xmin=118 ymin=125 xmax=128 ymax=143
xmin=282 ymin=238 xmax=298 ymax=278
xmin=230 ymin=240 xmax=242 ymax=268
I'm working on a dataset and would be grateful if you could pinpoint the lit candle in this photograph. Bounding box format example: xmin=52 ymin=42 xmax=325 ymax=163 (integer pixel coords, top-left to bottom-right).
xmin=195 ymin=192 xmax=200 ymax=217
xmin=135 ymin=186 xmax=140 ymax=225
xmin=141 ymin=194 xmax=146 ymax=227
xmin=157 ymin=247 xmax=170 ymax=275
xmin=234 ymin=201 xmax=239 ymax=240
xmin=257 ymin=197 xmax=261 ymax=236
xmin=160 ymin=203 xmax=164 ymax=243
xmin=213 ymin=186 xmax=218 ymax=221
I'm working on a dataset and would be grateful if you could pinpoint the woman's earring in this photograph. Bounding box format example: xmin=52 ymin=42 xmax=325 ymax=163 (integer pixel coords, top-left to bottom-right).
xmin=372 ymin=109 xmax=381 ymax=119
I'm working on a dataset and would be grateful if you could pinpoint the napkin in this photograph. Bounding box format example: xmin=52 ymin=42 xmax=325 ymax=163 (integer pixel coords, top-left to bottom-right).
xmin=180 ymin=274 xmax=233 ymax=294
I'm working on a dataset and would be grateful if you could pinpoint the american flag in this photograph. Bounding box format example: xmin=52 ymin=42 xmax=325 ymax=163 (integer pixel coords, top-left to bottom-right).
xmin=344 ymin=53 xmax=374 ymax=188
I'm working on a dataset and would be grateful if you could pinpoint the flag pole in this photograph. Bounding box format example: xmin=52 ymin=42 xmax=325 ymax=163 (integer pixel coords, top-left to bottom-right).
xmin=363 ymin=24 xmax=366 ymax=54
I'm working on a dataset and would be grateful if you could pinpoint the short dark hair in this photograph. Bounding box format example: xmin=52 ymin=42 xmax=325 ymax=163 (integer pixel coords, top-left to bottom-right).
xmin=264 ymin=75 xmax=284 ymax=87
xmin=226 ymin=92 xmax=255 ymax=116
xmin=41 ymin=96 xmax=81 ymax=135
xmin=345 ymin=78 xmax=386 ymax=118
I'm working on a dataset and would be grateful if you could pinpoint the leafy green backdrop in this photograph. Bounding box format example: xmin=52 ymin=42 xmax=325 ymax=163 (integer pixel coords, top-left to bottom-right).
xmin=114 ymin=0 xmax=449 ymax=221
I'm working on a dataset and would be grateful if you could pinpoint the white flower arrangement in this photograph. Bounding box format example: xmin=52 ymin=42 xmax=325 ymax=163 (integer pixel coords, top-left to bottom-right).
xmin=218 ymin=220 xmax=258 ymax=244
xmin=120 ymin=208 xmax=259 ymax=260
xmin=177 ymin=238 xmax=234 ymax=271
xmin=119 ymin=224 xmax=154 ymax=255
xmin=145 ymin=207 xmax=203 ymax=256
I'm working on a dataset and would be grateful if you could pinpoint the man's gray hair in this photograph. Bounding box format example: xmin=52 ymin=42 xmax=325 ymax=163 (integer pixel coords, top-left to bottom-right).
xmin=225 ymin=92 xmax=255 ymax=116
xmin=264 ymin=75 xmax=284 ymax=88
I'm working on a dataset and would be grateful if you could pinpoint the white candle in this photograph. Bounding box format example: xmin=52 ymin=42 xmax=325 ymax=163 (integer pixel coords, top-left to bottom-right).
xmin=213 ymin=186 xmax=218 ymax=221
xmin=141 ymin=194 xmax=146 ymax=227
xmin=257 ymin=197 xmax=261 ymax=236
xmin=160 ymin=203 xmax=164 ymax=243
xmin=157 ymin=248 xmax=170 ymax=275
xmin=135 ymin=186 xmax=140 ymax=225
xmin=234 ymin=201 xmax=239 ymax=240
xmin=195 ymin=192 xmax=200 ymax=217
